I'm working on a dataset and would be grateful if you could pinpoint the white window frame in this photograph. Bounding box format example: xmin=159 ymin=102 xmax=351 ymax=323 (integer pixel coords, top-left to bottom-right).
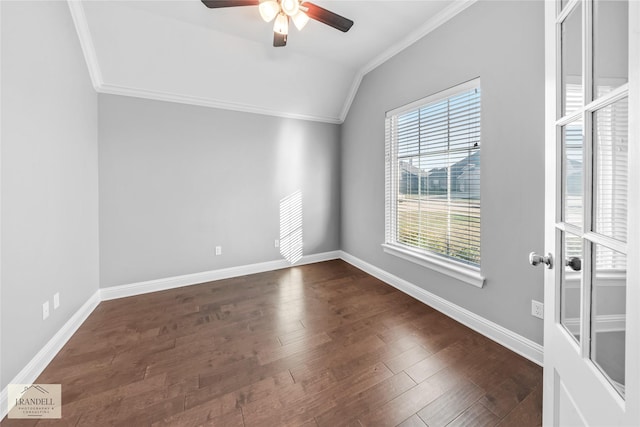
xmin=383 ymin=78 xmax=485 ymax=288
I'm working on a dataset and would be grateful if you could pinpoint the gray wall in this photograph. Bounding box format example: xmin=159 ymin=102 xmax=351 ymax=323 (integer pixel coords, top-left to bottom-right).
xmin=1 ymin=1 xmax=99 ymax=389
xmin=0 ymin=0 xmax=546 ymax=393
xmin=99 ymin=95 xmax=341 ymax=287
xmin=341 ymin=0 xmax=546 ymax=344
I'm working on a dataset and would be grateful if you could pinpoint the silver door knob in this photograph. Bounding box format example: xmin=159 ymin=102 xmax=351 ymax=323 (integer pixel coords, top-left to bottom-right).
xmin=529 ymin=252 xmax=553 ymax=269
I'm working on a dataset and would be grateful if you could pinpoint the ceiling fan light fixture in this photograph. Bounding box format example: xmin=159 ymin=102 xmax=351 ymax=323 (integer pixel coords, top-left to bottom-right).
xmin=273 ymin=13 xmax=289 ymax=35
xmin=291 ymin=11 xmax=309 ymax=31
xmin=280 ymin=0 xmax=299 ymax=17
xmin=258 ymin=0 xmax=280 ymax=22
xmin=200 ymin=0 xmax=354 ymax=47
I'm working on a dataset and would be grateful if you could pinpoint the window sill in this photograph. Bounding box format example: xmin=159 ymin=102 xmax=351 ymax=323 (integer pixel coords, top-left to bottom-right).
xmin=381 ymin=243 xmax=485 ymax=288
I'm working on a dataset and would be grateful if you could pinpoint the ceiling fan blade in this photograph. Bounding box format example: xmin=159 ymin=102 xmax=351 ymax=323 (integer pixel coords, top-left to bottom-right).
xmin=273 ymin=32 xmax=287 ymax=47
xmin=302 ymin=2 xmax=353 ymax=32
xmin=201 ymin=0 xmax=259 ymax=8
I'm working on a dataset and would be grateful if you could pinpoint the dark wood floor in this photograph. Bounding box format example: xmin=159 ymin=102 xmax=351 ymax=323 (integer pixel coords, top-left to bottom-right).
xmin=2 ymin=260 xmax=542 ymax=426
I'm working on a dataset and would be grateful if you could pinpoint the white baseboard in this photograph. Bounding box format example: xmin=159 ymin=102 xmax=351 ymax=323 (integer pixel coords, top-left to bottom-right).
xmin=1 ymin=251 xmax=340 ymax=419
xmin=1 ymin=248 xmax=543 ymax=421
xmin=339 ymin=251 xmax=544 ymax=366
xmin=100 ymin=251 xmax=342 ymax=301
xmin=0 ymin=290 xmax=101 ymax=420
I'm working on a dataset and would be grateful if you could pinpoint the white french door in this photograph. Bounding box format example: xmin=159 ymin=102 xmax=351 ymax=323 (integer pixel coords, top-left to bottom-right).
xmin=542 ymin=0 xmax=640 ymax=425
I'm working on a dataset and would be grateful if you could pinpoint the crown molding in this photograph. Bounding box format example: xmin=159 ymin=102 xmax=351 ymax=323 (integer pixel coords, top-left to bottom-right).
xmin=67 ymin=0 xmax=103 ymax=90
xmin=68 ymin=0 xmax=476 ymax=124
xmin=66 ymin=0 xmax=342 ymax=124
xmin=338 ymin=0 xmax=477 ymax=122
xmin=338 ymin=71 xmax=363 ymax=123
xmin=98 ymin=82 xmax=343 ymax=124
xmin=361 ymin=0 xmax=477 ymax=77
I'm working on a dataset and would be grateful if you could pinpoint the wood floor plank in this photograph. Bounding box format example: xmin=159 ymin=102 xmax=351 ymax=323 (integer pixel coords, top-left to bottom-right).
xmin=397 ymin=414 xmax=428 ymax=427
xmin=184 ymin=369 xmax=294 ymax=410
xmin=416 ymin=378 xmax=484 ymax=427
xmin=288 ymin=333 xmax=388 ymax=384
xmin=149 ymin=394 xmax=235 ymax=427
xmin=384 ymin=344 xmax=434 ymax=374
xmin=256 ymin=331 xmax=333 ymax=365
xmin=478 ymin=377 xmax=533 ymax=418
xmin=0 ymin=260 xmax=542 ymax=426
xmin=447 ymin=402 xmax=501 ymax=427
xmin=60 ymin=373 xmax=167 ymax=419
xmin=314 ymin=372 xmax=416 ymax=426
xmin=357 ymin=369 xmax=455 ymax=426
xmin=404 ymin=340 xmax=470 ymax=384
xmin=495 ymin=382 xmax=543 ymax=427
xmin=243 ymin=360 xmax=394 ymax=426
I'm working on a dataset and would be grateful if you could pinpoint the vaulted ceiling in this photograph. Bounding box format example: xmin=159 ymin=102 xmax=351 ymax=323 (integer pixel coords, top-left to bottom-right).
xmin=69 ymin=0 xmax=475 ymax=123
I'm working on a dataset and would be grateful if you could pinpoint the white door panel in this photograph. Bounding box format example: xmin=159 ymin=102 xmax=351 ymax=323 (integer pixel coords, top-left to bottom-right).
xmin=557 ymin=375 xmax=586 ymax=427
xmin=542 ymin=1 xmax=639 ymax=425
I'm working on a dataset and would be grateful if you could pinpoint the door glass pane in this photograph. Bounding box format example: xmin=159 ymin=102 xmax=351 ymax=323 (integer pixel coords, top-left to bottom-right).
xmin=562 ymin=3 xmax=583 ymax=116
xmin=561 ymin=232 xmax=583 ymax=343
xmin=594 ymin=98 xmax=628 ymax=242
xmin=593 ymin=0 xmax=628 ymax=99
xmin=562 ymin=121 xmax=584 ymax=227
xmin=591 ymin=244 xmax=626 ymax=397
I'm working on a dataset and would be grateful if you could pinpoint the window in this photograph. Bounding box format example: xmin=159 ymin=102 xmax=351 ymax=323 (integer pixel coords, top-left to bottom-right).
xmin=383 ymin=79 xmax=484 ymax=287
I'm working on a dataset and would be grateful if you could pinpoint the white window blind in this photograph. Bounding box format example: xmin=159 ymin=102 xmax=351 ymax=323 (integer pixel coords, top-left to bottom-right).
xmin=594 ymin=97 xmax=628 ymax=271
xmin=385 ymin=79 xmax=481 ymax=268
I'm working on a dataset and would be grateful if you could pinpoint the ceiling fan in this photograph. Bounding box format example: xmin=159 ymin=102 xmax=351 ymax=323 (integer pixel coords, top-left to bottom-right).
xmin=201 ymin=0 xmax=354 ymax=47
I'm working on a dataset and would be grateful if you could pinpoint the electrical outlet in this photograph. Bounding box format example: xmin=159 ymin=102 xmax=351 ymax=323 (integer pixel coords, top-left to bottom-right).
xmin=43 ymin=301 xmax=50 ymax=320
xmin=274 ymin=239 xmax=280 ymax=248
xmin=531 ymin=300 xmax=544 ymax=319
xmin=54 ymin=292 xmax=60 ymax=310
xmin=215 ymin=246 xmax=222 ymax=256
